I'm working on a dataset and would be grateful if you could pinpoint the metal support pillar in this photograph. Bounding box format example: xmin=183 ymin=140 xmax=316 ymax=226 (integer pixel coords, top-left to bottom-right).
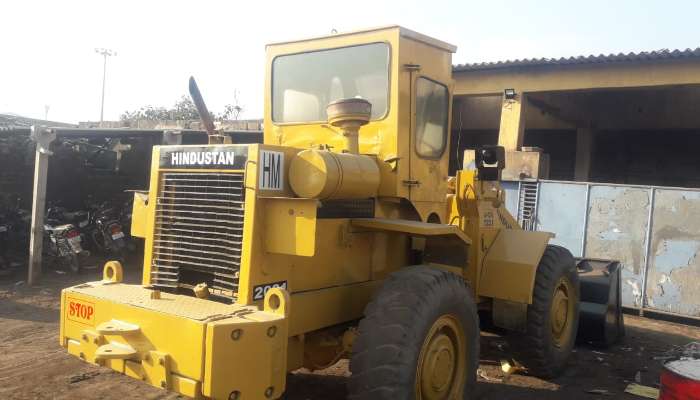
xmin=110 ymin=139 xmax=132 ymax=172
xmin=28 ymin=126 xmax=56 ymax=285
xmin=162 ymin=130 xmax=183 ymax=145
xmin=639 ymin=187 xmax=656 ymax=317
xmin=497 ymin=92 xmax=527 ymax=151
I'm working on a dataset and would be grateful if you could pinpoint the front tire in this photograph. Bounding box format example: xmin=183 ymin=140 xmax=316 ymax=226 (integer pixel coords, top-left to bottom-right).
xmin=520 ymin=245 xmax=580 ymax=377
xmin=349 ymin=266 xmax=479 ymax=400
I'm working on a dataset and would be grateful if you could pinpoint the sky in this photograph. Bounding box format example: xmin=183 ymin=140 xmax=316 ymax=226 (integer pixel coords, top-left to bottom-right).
xmin=2 ymin=0 xmax=699 ymax=123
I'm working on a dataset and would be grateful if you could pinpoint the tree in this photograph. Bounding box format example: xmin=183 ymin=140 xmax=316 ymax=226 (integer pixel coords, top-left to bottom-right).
xmin=120 ymin=93 xmax=243 ymax=122
xmin=219 ymin=89 xmax=244 ymax=121
xmin=172 ymin=96 xmax=200 ymax=120
xmin=220 ymin=104 xmax=243 ymax=121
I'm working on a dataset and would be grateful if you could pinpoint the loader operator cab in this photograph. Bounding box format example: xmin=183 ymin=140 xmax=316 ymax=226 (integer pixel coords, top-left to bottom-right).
xmin=265 ymin=26 xmax=456 ymax=221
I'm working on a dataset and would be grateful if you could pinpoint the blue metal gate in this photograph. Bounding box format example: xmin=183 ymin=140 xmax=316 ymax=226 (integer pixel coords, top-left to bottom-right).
xmin=503 ymin=180 xmax=700 ymax=319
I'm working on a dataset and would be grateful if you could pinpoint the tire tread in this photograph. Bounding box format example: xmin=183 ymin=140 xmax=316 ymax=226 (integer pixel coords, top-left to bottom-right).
xmin=348 ymin=266 xmax=480 ymax=400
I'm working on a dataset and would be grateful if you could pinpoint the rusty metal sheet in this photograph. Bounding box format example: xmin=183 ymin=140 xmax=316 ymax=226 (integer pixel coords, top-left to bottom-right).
xmin=584 ymin=185 xmax=650 ymax=309
xmin=503 ymin=179 xmax=700 ymax=318
xmin=645 ymin=190 xmax=700 ymax=317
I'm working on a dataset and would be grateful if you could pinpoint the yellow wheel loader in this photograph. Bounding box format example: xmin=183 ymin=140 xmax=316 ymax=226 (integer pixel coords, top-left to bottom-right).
xmin=60 ymin=26 xmax=622 ymax=399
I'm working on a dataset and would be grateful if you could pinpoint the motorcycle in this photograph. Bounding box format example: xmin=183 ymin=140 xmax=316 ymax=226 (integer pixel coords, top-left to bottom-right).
xmin=84 ymin=200 xmax=127 ymax=261
xmin=43 ymin=222 xmax=87 ymax=273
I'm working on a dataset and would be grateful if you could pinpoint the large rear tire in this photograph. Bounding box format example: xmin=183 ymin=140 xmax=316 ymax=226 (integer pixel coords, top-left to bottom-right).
xmin=348 ymin=266 xmax=479 ymax=400
xmin=520 ymin=244 xmax=579 ymax=377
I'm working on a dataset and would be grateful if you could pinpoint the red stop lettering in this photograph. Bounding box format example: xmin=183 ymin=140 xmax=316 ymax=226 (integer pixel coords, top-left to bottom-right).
xmin=66 ymin=298 xmax=95 ymax=326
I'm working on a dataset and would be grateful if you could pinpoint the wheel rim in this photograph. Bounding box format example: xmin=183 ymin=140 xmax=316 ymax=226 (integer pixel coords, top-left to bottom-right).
xmin=550 ymin=277 xmax=575 ymax=348
xmin=416 ymin=315 xmax=466 ymax=400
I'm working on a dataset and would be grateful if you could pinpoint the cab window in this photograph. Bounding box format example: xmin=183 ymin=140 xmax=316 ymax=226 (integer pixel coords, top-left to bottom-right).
xmin=415 ymin=78 xmax=448 ymax=158
xmin=272 ymin=43 xmax=390 ymax=123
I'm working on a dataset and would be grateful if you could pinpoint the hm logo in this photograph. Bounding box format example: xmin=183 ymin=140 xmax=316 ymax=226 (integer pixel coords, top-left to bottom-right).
xmin=259 ymin=150 xmax=284 ymax=190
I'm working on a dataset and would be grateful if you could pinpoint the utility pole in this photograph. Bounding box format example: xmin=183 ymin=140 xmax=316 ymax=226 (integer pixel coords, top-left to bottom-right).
xmin=95 ymin=48 xmax=116 ymax=127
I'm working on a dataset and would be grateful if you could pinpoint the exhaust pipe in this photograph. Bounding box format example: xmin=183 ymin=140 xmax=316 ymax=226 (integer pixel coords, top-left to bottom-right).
xmin=188 ymin=76 xmax=226 ymax=145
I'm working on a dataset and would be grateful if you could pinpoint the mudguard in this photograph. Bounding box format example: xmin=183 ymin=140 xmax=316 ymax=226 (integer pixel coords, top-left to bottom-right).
xmin=576 ymin=258 xmax=625 ymax=347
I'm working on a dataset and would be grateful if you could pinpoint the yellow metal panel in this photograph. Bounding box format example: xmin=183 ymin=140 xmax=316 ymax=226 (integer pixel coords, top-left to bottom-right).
xmin=412 ymin=200 xmax=448 ymax=225
xmin=68 ymin=282 xmax=253 ymax=320
xmin=478 ymin=229 xmax=553 ymax=303
xmin=171 ymin=374 xmax=202 ymax=399
xmin=141 ymin=146 xmax=162 ymax=285
xmin=66 ymin=329 xmax=101 ymax=360
xmin=263 ymin=198 xmax=317 ymax=257
xmin=203 ymin=317 xmax=286 ymax=399
xmin=241 ymin=203 xmax=374 ymax=303
xmin=203 ymin=291 xmax=288 ymax=400
xmin=351 ymin=217 xmax=472 ymax=245
xmin=288 ymin=281 xmax=380 ymax=336
xmin=268 ymin=26 xmax=456 ymax=53
xmin=126 ymin=358 xmax=202 ymax=400
xmin=62 ymin=283 xmax=292 ymax=399
xmin=292 ymin=219 xmax=373 ymax=290
xmin=142 ymin=351 xmax=171 ymax=392
xmin=498 ymin=95 xmax=526 ymax=151
xmin=402 ymin=36 xmax=453 ymax=204
xmin=124 ymin=359 xmax=142 ymax=379
xmin=130 ymin=191 xmax=148 ymax=238
xmin=62 ymin=286 xmax=208 ymax=381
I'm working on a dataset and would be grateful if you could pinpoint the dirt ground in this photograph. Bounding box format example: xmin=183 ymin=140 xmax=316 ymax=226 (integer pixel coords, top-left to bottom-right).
xmin=2 ymin=265 xmax=699 ymax=400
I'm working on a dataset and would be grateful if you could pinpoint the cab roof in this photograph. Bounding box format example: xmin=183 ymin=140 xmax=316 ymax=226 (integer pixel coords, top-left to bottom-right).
xmin=266 ymin=25 xmax=457 ymax=53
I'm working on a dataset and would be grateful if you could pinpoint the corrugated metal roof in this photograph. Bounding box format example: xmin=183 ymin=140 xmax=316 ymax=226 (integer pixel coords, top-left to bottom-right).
xmin=0 ymin=113 xmax=77 ymax=130
xmin=453 ymin=47 xmax=700 ymax=72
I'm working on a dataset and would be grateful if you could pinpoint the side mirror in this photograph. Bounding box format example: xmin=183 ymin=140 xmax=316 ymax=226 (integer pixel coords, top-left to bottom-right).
xmin=475 ymin=145 xmax=505 ymax=181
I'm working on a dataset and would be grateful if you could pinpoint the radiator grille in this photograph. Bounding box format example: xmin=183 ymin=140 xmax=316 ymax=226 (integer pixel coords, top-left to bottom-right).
xmin=151 ymin=172 xmax=245 ymax=296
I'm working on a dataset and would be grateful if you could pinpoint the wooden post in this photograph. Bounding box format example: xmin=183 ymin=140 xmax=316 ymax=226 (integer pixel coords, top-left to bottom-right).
xmin=497 ymin=92 xmax=527 ymax=151
xmin=28 ymin=126 xmax=55 ymax=285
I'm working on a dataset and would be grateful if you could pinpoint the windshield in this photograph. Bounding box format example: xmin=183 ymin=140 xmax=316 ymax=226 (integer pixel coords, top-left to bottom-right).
xmin=272 ymin=43 xmax=390 ymax=123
